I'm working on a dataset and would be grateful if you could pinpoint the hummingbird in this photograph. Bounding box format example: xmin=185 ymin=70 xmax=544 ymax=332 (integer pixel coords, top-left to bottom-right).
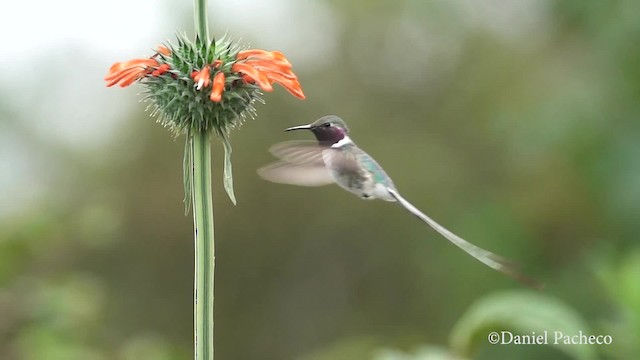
xmin=258 ymin=115 xmax=542 ymax=288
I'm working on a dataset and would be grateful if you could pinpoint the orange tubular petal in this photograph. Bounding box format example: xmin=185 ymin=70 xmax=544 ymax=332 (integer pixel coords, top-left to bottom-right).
xmin=237 ymin=49 xmax=292 ymax=68
xmin=269 ymin=51 xmax=292 ymax=67
xmin=241 ymin=74 xmax=255 ymax=83
xmin=245 ymin=58 xmax=294 ymax=72
xmin=104 ymin=64 xmax=128 ymax=81
xmin=278 ymin=80 xmax=306 ymax=99
xmin=262 ymin=71 xmax=290 ymax=84
xmin=250 ymin=62 xmax=297 ymax=80
xmin=104 ymin=69 xmax=131 ymax=86
xmin=118 ymin=72 xmax=143 ymax=87
xmin=244 ymin=57 xmax=292 ymax=71
xmin=232 ymin=63 xmax=273 ymax=92
xmin=232 ymin=49 xmax=303 ymax=99
xmin=213 ymin=71 xmax=225 ymax=87
xmin=209 ymin=93 xmax=221 ymax=102
xmin=237 ymin=49 xmax=271 ymax=60
xmin=210 ymin=72 xmax=226 ymax=102
xmin=201 ymin=66 xmax=210 ymax=80
xmin=152 ymin=63 xmax=171 ymax=77
xmin=157 ymin=45 xmax=171 ymax=56
xmin=107 ymin=69 xmax=137 ymax=87
xmin=263 ymin=72 xmax=305 ymax=99
xmin=113 ymin=59 xmax=158 ymax=71
xmin=106 ymin=68 xmax=144 ymax=87
xmin=105 ymin=62 xmax=125 ymax=78
xmin=194 ymin=66 xmax=211 ymax=89
xmin=104 ymin=58 xmax=159 ymax=87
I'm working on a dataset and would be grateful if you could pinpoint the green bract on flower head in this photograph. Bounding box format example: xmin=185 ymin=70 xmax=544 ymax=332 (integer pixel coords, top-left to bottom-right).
xmin=105 ymin=33 xmax=305 ymax=137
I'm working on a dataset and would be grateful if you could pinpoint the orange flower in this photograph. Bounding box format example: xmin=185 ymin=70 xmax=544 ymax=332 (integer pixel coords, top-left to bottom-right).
xmin=157 ymin=45 xmax=171 ymax=56
xmin=105 ymin=58 xmax=159 ymax=87
xmin=191 ymin=66 xmax=211 ymax=90
xmin=262 ymin=72 xmax=305 ymax=99
xmin=152 ymin=63 xmax=171 ymax=77
xmin=209 ymin=72 xmax=226 ymax=102
xmin=246 ymin=59 xmax=296 ymax=79
xmin=237 ymin=49 xmax=271 ymax=60
xmin=231 ymin=62 xmax=273 ymax=92
xmin=237 ymin=50 xmax=291 ymax=67
xmin=232 ymin=49 xmax=305 ymax=99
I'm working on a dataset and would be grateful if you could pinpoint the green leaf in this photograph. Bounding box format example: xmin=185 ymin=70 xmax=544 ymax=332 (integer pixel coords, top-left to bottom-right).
xmin=593 ymin=248 xmax=640 ymax=357
xmin=182 ymin=134 xmax=193 ymax=215
xmin=450 ymin=290 xmax=596 ymax=360
xmin=220 ymin=132 xmax=237 ymax=205
xmin=595 ymin=249 xmax=640 ymax=313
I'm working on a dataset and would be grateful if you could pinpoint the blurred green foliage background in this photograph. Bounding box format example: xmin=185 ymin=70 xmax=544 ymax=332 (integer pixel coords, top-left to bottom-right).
xmin=1 ymin=0 xmax=639 ymax=359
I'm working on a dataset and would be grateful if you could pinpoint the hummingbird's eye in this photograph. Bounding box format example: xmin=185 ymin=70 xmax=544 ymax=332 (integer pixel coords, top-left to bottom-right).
xmin=323 ymin=123 xmax=331 ymax=128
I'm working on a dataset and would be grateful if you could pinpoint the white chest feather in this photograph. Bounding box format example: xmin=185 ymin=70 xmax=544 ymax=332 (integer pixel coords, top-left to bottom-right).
xmin=331 ymin=136 xmax=353 ymax=148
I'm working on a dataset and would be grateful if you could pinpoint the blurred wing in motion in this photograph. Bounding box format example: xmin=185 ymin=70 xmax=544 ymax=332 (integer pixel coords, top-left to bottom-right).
xmin=269 ymin=141 xmax=326 ymax=166
xmin=258 ymin=162 xmax=334 ymax=186
xmin=258 ymin=141 xmax=334 ymax=186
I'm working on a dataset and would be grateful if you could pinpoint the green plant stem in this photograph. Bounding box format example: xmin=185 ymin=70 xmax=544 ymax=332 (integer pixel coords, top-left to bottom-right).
xmin=193 ymin=2 xmax=213 ymax=359
xmin=191 ymin=130 xmax=215 ymax=360
xmin=195 ymin=0 xmax=210 ymax=42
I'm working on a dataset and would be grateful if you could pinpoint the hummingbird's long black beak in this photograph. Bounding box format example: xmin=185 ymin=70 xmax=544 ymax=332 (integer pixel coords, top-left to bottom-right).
xmin=284 ymin=124 xmax=312 ymax=132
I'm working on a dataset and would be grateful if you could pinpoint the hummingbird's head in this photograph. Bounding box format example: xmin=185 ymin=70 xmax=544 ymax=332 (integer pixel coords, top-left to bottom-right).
xmin=285 ymin=115 xmax=350 ymax=146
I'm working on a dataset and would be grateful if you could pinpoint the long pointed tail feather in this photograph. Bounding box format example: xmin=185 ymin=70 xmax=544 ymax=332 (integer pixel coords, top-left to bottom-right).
xmin=387 ymin=188 xmax=543 ymax=289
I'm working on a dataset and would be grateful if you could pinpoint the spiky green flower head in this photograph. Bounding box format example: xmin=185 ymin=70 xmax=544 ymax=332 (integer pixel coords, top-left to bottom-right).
xmin=105 ymin=33 xmax=305 ymax=137
xmin=105 ymin=33 xmax=305 ymax=205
